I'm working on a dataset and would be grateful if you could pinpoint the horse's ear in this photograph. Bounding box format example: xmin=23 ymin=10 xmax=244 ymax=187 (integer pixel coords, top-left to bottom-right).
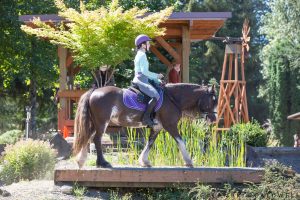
xmin=209 ymin=84 xmax=215 ymax=94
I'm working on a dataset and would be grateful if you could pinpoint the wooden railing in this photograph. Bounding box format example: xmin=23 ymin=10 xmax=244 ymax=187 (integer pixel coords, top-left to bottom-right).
xmin=57 ymin=89 xmax=87 ymax=137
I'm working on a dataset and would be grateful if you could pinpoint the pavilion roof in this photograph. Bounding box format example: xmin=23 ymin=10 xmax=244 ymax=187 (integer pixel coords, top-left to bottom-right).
xmin=19 ymin=12 xmax=231 ymax=41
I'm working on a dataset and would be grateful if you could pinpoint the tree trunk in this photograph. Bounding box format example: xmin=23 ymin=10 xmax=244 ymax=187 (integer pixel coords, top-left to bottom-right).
xmin=93 ymin=67 xmax=115 ymax=88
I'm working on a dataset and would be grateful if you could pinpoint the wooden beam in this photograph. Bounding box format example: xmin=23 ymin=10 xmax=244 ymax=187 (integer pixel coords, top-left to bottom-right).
xmin=54 ymin=167 xmax=264 ymax=188
xmin=155 ymin=36 xmax=181 ymax=63
xmin=57 ymin=90 xmax=87 ymax=98
xmin=165 ymin=28 xmax=182 ymax=36
xmin=150 ymin=46 xmax=172 ymax=68
xmin=182 ymin=26 xmax=190 ymax=82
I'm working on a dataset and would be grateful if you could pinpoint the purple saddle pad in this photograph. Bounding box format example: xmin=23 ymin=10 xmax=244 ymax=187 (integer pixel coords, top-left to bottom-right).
xmin=122 ymin=89 xmax=163 ymax=112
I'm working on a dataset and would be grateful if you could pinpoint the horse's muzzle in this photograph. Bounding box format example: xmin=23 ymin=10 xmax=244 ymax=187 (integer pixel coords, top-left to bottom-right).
xmin=205 ymin=113 xmax=217 ymax=124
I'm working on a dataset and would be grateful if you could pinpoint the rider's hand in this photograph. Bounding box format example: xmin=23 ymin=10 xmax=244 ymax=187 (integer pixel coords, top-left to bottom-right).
xmin=158 ymin=73 xmax=164 ymax=79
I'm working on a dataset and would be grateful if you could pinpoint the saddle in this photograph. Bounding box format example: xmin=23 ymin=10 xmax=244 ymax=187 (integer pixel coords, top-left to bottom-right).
xmin=122 ymin=80 xmax=164 ymax=112
xmin=128 ymin=80 xmax=161 ymax=104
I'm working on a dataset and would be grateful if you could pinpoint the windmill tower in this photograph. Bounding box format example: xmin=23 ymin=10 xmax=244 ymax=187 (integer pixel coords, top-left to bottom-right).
xmin=216 ymin=19 xmax=250 ymax=131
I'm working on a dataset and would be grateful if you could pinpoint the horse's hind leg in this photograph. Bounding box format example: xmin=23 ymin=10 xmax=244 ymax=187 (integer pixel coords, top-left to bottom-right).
xmin=93 ymin=121 xmax=112 ymax=168
xmin=77 ymin=146 xmax=88 ymax=168
xmin=138 ymin=128 xmax=160 ymax=167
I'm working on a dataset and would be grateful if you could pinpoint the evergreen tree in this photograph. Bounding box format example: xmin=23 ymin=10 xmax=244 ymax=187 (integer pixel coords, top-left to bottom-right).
xmin=260 ymin=0 xmax=300 ymax=145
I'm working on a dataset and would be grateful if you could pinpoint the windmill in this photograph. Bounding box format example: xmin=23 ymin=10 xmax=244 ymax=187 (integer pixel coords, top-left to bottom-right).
xmin=214 ymin=19 xmax=250 ymax=131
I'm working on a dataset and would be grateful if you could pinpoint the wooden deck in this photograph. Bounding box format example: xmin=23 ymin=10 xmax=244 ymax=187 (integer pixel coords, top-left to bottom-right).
xmin=54 ymin=166 xmax=264 ymax=187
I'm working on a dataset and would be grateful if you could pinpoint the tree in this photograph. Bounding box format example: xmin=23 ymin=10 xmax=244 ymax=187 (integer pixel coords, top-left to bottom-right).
xmin=260 ymin=0 xmax=300 ymax=145
xmin=185 ymin=0 xmax=268 ymax=123
xmin=21 ymin=0 xmax=173 ymax=87
xmin=0 ymin=0 xmax=62 ymax=137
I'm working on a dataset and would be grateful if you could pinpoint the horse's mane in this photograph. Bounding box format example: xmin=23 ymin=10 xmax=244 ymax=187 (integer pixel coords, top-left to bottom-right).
xmin=165 ymin=83 xmax=208 ymax=91
xmin=163 ymin=83 xmax=210 ymax=117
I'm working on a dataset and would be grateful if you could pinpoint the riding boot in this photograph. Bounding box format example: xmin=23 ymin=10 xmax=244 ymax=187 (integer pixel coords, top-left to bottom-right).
xmin=142 ymin=98 xmax=157 ymax=127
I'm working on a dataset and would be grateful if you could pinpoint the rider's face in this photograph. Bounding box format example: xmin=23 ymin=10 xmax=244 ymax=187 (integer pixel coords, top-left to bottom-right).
xmin=146 ymin=41 xmax=150 ymax=51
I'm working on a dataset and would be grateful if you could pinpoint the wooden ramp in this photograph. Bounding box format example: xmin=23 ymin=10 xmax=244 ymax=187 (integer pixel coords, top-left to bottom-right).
xmin=54 ymin=167 xmax=264 ymax=187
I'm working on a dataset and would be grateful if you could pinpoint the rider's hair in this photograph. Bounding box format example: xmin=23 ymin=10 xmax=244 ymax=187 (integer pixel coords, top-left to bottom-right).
xmin=137 ymin=41 xmax=147 ymax=50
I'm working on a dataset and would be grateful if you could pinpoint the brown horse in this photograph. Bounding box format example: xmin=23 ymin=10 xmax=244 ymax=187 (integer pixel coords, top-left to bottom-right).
xmin=73 ymin=83 xmax=217 ymax=168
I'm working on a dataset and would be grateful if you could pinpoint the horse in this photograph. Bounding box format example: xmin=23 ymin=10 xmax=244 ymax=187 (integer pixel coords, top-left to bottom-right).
xmin=73 ymin=83 xmax=217 ymax=168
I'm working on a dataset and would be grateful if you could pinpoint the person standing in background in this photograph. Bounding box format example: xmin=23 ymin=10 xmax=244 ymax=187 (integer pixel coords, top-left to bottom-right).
xmin=168 ymin=61 xmax=181 ymax=83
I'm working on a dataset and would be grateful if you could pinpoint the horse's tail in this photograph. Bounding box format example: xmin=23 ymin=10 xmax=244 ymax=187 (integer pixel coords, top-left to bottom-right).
xmin=73 ymin=88 xmax=95 ymax=155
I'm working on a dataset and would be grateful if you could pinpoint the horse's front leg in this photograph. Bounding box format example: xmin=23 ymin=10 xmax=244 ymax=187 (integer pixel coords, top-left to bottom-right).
xmin=138 ymin=128 xmax=160 ymax=167
xmin=164 ymin=126 xmax=193 ymax=167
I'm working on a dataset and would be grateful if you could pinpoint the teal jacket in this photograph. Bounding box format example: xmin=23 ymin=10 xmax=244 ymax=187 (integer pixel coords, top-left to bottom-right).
xmin=134 ymin=50 xmax=161 ymax=83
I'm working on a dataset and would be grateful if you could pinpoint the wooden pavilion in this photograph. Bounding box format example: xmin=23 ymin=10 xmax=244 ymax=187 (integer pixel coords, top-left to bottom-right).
xmin=20 ymin=12 xmax=231 ymax=137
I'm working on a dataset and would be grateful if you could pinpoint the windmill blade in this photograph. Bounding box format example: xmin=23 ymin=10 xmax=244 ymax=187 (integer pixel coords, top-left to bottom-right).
xmin=242 ymin=19 xmax=250 ymax=52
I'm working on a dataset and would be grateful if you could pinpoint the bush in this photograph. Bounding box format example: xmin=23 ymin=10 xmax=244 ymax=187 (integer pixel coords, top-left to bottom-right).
xmin=0 ymin=139 xmax=56 ymax=185
xmin=0 ymin=129 xmax=23 ymax=145
xmin=188 ymin=163 xmax=300 ymax=200
xmin=229 ymin=121 xmax=268 ymax=147
xmin=241 ymin=162 xmax=300 ymax=200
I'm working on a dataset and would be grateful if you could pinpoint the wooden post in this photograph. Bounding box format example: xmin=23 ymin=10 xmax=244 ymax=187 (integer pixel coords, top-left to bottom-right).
xmin=57 ymin=45 xmax=67 ymax=133
xmin=182 ymin=26 xmax=190 ymax=82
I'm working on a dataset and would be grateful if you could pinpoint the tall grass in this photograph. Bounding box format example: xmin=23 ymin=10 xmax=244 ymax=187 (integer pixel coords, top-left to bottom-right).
xmin=105 ymin=118 xmax=246 ymax=167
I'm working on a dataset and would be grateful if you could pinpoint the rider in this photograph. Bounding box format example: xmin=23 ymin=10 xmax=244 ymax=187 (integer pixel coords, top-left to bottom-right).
xmin=133 ymin=34 xmax=164 ymax=126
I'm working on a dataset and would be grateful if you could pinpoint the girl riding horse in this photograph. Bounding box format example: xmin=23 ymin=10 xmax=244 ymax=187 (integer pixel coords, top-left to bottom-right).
xmin=133 ymin=34 xmax=164 ymax=126
xmin=73 ymin=35 xmax=217 ymax=169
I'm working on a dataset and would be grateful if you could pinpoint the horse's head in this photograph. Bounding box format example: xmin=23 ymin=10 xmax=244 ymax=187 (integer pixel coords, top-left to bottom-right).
xmin=198 ymin=85 xmax=218 ymax=123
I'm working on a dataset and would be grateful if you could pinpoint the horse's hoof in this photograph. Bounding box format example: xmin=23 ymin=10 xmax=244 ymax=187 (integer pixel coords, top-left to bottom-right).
xmin=97 ymin=162 xmax=112 ymax=168
xmin=76 ymin=161 xmax=84 ymax=169
xmin=139 ymin=160 xmax=152 ymax=167
xmin=185 ymin=163 xmax=194 ymax=168
xmin=141 ymin=163 xmax=152 ymax=168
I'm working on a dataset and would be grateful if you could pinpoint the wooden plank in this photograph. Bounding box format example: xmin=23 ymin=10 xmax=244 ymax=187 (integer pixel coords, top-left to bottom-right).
xmin=182 ymin=26 xmax=190 ymax=82
xmin=57 ymin=90 xmax=87 ymax=98
xmin=54 ymin=167 xmax=264 ymax=187
xmin=192 ymin=20 xmax=225 ymax=26
xmin=156 ymin=37 xmax=181 ymax=63
xmin=190 ymin=34 xmax=214 ymax=40
xmin=165 ymin=28 xmax=182 ymax=36
xmin=234 ymin=53 xmax=239 ymax=121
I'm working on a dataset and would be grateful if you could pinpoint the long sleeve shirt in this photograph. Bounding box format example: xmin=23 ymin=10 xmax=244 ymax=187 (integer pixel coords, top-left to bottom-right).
xmin=134 ymin=50 xmax=161 ymax=83
xmin=168 ymin=68 xmax=181 ymax=83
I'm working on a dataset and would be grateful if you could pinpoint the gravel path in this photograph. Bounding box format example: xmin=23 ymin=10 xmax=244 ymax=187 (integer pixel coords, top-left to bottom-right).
xmin=0 ymin=180 xmax=110 ymax=200
xmin=0 ymin=159 xmax=110 ymax=200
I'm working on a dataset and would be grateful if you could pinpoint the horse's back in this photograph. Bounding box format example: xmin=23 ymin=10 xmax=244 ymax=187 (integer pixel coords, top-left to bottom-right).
xmin=89 ymin=86 xmax=123 ymax=107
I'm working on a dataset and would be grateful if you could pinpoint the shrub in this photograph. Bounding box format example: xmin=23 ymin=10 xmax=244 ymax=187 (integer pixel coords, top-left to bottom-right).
xmin=0 ymin=129 xmax=23 ymax=145
xmin=241 ymin=162 xmax=300 ymax=200
xmin=0 ymin=139 xmax=56 ymax=185
xmin=188 ymin=162 xmax=300 ymax=199
xmin=228 ymin=121 xmax=268 ymax=147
